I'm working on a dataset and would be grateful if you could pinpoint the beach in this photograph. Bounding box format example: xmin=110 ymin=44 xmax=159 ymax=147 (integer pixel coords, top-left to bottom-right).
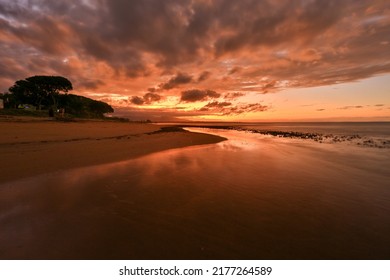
xmin=2 ymin=3 xmax=390 ymax=277
xmin=1 ymin=120 xmax=390 ymax=259
xmin=0 ymin=118 xmax=225 ymax=183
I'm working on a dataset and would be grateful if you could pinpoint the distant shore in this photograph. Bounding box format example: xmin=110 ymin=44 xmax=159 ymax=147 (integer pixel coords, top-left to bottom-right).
xmin=177 ymin=123 xmax=390 ymax=149
xmin=0 ymin=117 xmax=226 ymax=183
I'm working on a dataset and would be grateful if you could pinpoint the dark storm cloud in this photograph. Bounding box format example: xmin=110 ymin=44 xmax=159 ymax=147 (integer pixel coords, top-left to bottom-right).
xmin=129 ymin=96 xmax=145 ymax=105
xmin=99 ymin=0 xmax=200 ymax=67
xmin=129 ymin=92 xmax=162 ymax=105
xmin=1 ymin=0 xmax=390 ymax=93
xmin=143 ymin=92 xmax=162 ymax=103
xmin=180 ymin=89 xmax=220 ymax=102
xmin=213 ymin=0 xmax=347 ymax=56
xmin=159 ymin=72 xmax=193 ymax=90
xmin=197 ymin=71 xmax=211 ymax=82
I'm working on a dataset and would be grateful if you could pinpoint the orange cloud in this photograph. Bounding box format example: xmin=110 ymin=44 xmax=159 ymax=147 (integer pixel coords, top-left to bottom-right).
xmin=180 ymin=89 xmax=220 ymax=102
xmin=1 ymin=0 xmax=389 ymax=120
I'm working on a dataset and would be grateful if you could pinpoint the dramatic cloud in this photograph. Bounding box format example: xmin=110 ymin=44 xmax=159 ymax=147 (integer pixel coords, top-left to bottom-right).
xmin=0 ymin=0 xmax=389 ymax=120
xmin=180 ymin=89 xmax=220 ymax=102
xmin=198 ymin=101 xmax=269 ymax=116
xmin=129 ymin=96 xmax=145 ymax=105
xmin=143 ymin=92 xmax=162 ymax=103
xmin=197 ymin=71 xmax=211 ymax=82
xmin=2 ymin=0 xmax=389 ymax=89
xmin=159 ymin=72 xmax=193 ymax=90
xmin=129 ymin=92 xmax=162 ymax=105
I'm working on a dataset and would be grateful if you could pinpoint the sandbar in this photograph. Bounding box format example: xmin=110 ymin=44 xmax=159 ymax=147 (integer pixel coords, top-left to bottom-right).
xmin=0 ymin=117 xmax=225 ymax=183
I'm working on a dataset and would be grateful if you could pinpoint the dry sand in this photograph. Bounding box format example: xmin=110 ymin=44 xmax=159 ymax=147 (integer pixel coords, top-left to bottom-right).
xmin=0 ymin=118 xmax=225 ymax=183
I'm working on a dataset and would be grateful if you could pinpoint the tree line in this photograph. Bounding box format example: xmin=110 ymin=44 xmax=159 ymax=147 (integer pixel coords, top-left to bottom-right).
xmin=0 ymin=75 xmax=113 ymax=118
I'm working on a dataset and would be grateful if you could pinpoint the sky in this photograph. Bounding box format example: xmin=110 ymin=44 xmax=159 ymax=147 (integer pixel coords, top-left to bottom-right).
xmin=0 ymin=0 xmax=389 ymax=121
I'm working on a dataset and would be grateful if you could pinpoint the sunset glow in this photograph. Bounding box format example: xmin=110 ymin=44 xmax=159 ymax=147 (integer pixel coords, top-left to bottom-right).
xmin=1 ymin=0 xmax=389 ymax=121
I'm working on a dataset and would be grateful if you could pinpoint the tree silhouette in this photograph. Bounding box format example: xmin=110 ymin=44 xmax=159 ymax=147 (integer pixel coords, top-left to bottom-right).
xmin=6 ymin=75 xmax=114 ymax=118
xmin=58 ymin=94 xmax=114 ymax=118
xmin=9 ymin=75 xmax=73 ymax=110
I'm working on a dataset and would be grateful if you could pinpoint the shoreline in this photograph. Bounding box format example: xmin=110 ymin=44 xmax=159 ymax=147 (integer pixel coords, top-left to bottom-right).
xmin=0 ymin=119 xmax=226 ymax=184
xmin=1 ymin=122 xmax=389 ymax=259
xmin=177 ymin=124 xmax=390 ymax=149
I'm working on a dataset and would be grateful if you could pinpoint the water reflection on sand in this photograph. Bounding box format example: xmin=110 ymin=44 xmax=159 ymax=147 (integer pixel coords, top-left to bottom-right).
xmin=1 ymin=128 xmax=389 ymax=259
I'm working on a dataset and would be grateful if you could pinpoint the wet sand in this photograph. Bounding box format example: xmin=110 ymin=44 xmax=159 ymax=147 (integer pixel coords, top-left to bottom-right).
xmin=1 ymin=127 xmax=389 ymax=259
xmin=0 ymin=119 xmax=225 ymax=183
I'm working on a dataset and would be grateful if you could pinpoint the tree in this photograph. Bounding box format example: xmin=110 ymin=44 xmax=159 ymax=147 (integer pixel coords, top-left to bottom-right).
xmin=8 ymin=80 xmax=38 ymax=108
xmin=88 ymin=99 xmax=114 ymax=116
xmin=1 ymin=92 xmax=19 ymax=109
xmin=9 ymin=75 xmax=73 ymax=110
xmin=58 ymin=94 xmax=114 ymax=118
xmin=7 ymin=75 xmax=114 ymax=118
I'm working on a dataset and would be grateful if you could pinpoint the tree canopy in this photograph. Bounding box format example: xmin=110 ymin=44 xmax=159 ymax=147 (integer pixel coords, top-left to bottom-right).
xmin=2 ymin=75 xmax=114 ymax=118
xmin=8 ymin=75 xmax=73 ymax=110
xmin=58 ymin=94 xmax=114 ymax=118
